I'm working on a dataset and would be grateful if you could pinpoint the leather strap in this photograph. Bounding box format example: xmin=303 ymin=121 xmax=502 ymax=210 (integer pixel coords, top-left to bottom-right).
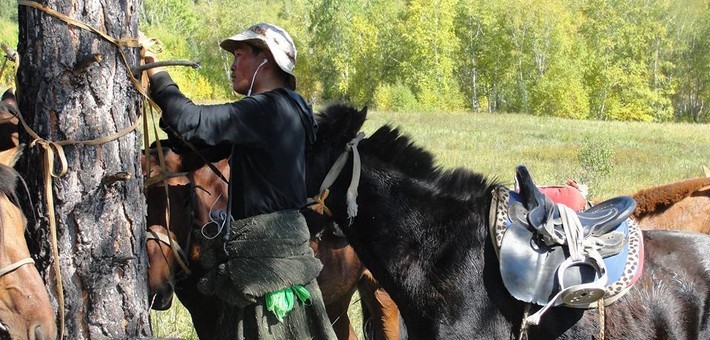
xmin=0 ymin=257 xmax=34 ymax=277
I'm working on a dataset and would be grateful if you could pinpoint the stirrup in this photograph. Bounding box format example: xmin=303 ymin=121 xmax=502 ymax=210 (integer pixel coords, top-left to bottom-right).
xmin=525 ymin=251 xmax=608 ymax=325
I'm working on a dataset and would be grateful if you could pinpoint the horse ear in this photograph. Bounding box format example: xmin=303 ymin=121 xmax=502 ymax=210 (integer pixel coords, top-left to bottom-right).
xmin=1 ymin=88 xmax=15 ymax=102
xmin=703 ymin=165 xmax=710 ymax=178
xmin=359 ymin=106 xmax=368 ymax=118
xmin=0 ymin=144 xmax=24 ymax=167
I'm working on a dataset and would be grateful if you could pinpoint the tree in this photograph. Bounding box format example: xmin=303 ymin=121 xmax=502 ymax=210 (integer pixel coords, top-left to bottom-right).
xmin=668 ymin=0 xmax=709 ymax=122
xmin=581 ymin=0 xmax=675 ymax=121
xmin=16 ymin=0 xmax=151 ymax=338
xmin=399 ymin=0 xmax=464 ymax=111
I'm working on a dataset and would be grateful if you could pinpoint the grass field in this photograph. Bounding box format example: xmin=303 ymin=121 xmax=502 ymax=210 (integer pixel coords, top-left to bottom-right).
xmin=149 ymin=109 xmax=709 ymax=339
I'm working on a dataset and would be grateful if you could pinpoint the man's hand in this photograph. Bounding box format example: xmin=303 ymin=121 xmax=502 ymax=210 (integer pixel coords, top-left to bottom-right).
xmin=138 ymin=31 xmax=165 ymax=77
xmin=138 ymin=31 xmax=162 ymax=64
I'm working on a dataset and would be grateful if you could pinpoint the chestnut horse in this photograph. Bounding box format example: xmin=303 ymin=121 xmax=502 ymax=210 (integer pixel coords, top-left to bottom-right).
xmin=632 ymin=176 xmax=710 ymax=233
xmin=0 ymin=149 xmax=57 ymax=340
xmin=304 ymin=103 xmax=710 ymax=339
xmin=143 ymin=140 xmax=398 ymax=339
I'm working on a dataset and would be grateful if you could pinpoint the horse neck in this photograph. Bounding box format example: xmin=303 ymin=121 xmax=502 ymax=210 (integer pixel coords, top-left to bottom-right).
xmin=0 ymin=194 xmax=27 ymax=261
xmin=329 ymin=163 xmax=495 ymax=325
xmin=191 ymin=159 xmax=229 ymax=224
xmin=633 ymin=177 xmax=710 ymax=217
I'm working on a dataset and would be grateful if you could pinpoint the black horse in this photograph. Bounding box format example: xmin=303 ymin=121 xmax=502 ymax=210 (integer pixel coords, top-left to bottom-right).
xmin=306 ymin=104 xmax=710 ymax=339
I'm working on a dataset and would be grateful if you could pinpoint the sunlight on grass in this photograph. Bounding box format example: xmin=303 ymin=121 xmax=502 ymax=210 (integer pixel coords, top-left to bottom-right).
xmin=150 ymin=298 xmax=198 ymax=340
xmin=362 ymin=110 xmax=709 ymax=200
xmin=151 ymin=293 xmax=365 ymax=339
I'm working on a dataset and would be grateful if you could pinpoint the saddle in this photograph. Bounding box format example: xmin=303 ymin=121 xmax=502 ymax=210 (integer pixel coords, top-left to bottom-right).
xmin=496 ymin=166 xmax=639 ymax=324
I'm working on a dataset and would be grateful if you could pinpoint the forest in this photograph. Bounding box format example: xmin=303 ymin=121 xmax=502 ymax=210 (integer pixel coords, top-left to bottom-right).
xmin=1 ymin=0 xmax=709 ymax=122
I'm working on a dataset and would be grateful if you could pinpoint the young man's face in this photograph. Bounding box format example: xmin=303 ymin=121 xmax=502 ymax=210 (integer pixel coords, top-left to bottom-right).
xmin=230 ymin=43 xmax=263 ymax=95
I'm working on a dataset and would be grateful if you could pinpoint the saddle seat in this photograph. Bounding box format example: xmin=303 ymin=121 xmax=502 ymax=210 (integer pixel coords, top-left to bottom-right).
xmin=491 ymin=166 xmax=644 ymax=325
xmin=512 ymin=165 xmax=636 ymax=241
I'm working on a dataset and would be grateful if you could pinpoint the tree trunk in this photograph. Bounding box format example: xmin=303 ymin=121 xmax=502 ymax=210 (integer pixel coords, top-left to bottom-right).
xmin=16 ymin=0 xmax=150 ymax=338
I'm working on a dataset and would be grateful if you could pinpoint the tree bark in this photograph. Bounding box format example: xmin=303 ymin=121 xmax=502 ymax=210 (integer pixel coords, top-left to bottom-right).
xmin=16 ymin=0 xmax=150 ymax=338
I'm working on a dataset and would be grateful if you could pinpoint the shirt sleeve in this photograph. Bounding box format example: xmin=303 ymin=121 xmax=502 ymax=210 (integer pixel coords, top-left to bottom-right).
xmin=150 ymin=72 xmax=271 ymax=148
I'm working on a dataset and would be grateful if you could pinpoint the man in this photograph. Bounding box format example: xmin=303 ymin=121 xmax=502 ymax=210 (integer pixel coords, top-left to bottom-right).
xmin=141 ymin=23 xmax=336 ymax=339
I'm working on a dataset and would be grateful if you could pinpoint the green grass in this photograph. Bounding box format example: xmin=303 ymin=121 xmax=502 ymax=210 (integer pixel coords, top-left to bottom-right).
xmin=150 ymin=301 xmax=198 ymax=339
xmin=150 ymin=110 xmax=709 ymax=338
xmin=150 ymin=291 xmax=364 ymax=339
xmin=359 ymin=110 xmax=709 ymax=200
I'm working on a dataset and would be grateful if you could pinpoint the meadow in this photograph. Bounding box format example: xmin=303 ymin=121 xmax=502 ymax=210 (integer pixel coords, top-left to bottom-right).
xmin=149 ymin=109 xmax=709 ymax=339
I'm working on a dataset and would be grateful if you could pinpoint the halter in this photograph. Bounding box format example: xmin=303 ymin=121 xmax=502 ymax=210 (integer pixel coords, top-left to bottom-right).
xmin=144 ymin=168 xmax=195 ymax=277
xmin=145 ymin=230 xmax=191 ymax=276
xmin=307 ymin=132 xmax=366 ymax=224
xmin=0 ymin=257 xmax=35 ymax=278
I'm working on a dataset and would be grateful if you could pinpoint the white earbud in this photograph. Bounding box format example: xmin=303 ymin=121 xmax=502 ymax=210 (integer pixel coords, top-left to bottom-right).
xmin=247 ymin=59 xmax=269 ymax=96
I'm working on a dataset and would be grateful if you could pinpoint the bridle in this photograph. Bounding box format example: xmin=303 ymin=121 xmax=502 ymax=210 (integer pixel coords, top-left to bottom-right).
xmin=143 ymin=145 xmax=231 ymax=280
xmin=145 ymin=228 xmax=191 ymax=277
xmin=306 ymin=132 xmax=365 ymax=224
xmin=144 ymin=171 xmax=196 ymax=277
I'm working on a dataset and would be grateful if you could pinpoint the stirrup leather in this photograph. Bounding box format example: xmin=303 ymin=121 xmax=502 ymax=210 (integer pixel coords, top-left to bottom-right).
xmin=524 ymin=204 xmax=609 ymax=325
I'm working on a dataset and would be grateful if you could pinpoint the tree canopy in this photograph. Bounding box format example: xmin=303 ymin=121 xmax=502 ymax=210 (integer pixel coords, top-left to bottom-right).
xmin=1 ymin=0 xmax=708 ymax=122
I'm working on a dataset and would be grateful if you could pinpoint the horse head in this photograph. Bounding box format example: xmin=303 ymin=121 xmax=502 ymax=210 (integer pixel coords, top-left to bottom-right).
xmin=306 ymin=103 xmax=368 ymax=191
xmin=142 ymin=147 xmax=195 ymax=310
xmin=0 ymin=149 xmax=57 ymax=340
xmin=304 ymin=104 xmax=367 ymax=230
xmin=142 ymin=143 xmax=229 ymax=311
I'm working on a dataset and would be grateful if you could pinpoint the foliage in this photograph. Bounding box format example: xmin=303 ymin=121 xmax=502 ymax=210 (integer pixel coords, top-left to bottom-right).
xmin=578 ymin=136 xmax=615 ymax=196
xmin=1 ymin=0 xmax=709 ymax=121
xmin=398 ymin=0 xmax=465 ymax=111
xmin=373 ymin=83 xmax=420 ymax=112
xmin=0 ymin=0 xmax=18 ymax=89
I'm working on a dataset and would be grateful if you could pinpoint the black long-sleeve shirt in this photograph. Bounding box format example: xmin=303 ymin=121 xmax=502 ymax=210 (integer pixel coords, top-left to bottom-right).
xmin=149 ymin=72 xmax=314 ymax=219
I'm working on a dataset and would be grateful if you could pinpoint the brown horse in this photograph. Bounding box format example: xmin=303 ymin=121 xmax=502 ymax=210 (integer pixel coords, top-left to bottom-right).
xmin=142 ymin=142 xmax=398 ymax=339
xmin=632 ymin=176 xmax=710 ymax=233
xmin=0 ymin=146 xmax=57 ymax=340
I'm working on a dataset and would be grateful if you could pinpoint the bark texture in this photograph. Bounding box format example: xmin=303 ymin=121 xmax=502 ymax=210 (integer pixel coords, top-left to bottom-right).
xmin=16 ymin=0 xmax=150 ymax=338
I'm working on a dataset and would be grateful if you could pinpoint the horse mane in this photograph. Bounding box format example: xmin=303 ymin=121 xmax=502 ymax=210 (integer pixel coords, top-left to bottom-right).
xmin=632 ymin=176 xmax=710 ymax=216
xmin=313 ymin=103 xmax=367 ymax=147
xmin=363 ymin=125 xmax=499 ymax=201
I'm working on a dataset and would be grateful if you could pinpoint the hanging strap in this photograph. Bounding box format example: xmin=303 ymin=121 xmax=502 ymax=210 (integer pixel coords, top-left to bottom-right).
xmin=222 ymin=146 xmax=236 ymax=242
xmin=307 ymin=132 xmax=365 ymax=222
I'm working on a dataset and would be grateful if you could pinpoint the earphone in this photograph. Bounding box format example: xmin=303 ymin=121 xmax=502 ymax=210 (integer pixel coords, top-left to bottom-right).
xmin=247 ymin=59 xmax=270 ymax=96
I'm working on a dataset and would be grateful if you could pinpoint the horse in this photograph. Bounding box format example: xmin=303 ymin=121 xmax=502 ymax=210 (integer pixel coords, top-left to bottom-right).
xmin=304 ymin=103 xmax=710 ymax=339
xmin=0 ymin=146 xmax=57 ymax=340
xmin=143 ymin=145 xmax=225 ymax=339
xmin=631 ymin=176 xmax=710 ymax=233
xmin=142 ymin=135 xmax=400 ymax=339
